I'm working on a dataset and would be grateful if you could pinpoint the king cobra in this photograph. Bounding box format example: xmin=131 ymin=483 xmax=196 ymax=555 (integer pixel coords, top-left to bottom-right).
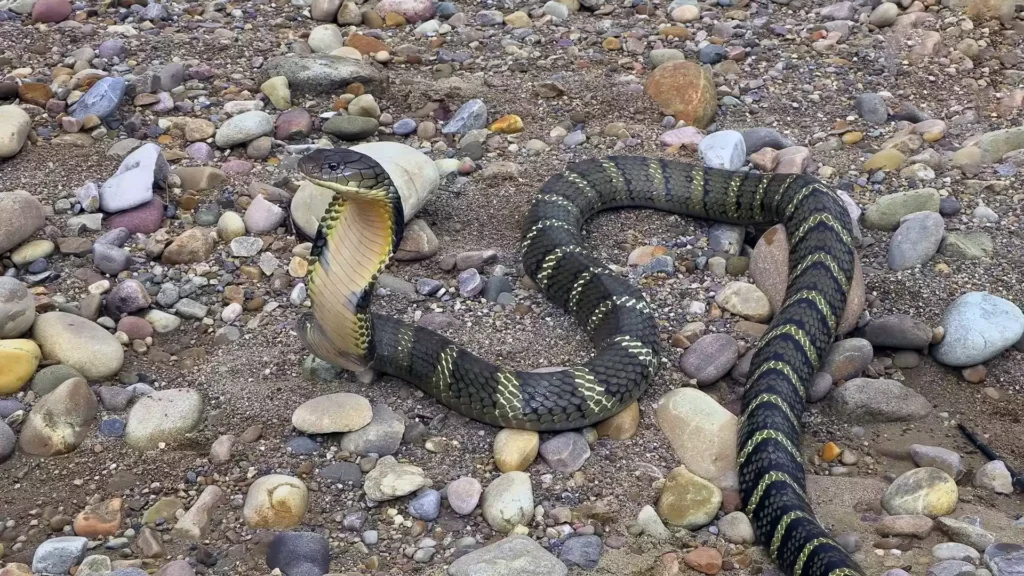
xmin=296 ymin=147 xmax=862 ymax=576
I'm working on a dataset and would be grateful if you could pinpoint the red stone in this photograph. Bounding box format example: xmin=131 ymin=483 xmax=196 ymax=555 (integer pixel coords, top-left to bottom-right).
xmin=31 ymin=0 xmax=72 ymax=22
xmin=104 ymin=197 xmax=165 ymax=234
xmin=117 ymin=316 xmax=153 ymax=340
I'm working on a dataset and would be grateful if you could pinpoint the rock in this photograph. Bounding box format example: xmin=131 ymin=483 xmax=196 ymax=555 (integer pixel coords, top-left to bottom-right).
xmin=972 ymin=126 xmax=1024 ymax=164
xmin=973 ymin=461 xmax=1013 ymax=494
xmin=0 ymin=190 xmax=46 ymax=255
xmin=679 ymin=333 xmax=739 ymax=386
xmin=243 ymin=195 xmax=287 ymax=234
xmin=698 ymin=130 xmax=745 ymax=170
xmin=984 ymin=544 xmax=1024 ymax=575
xmin=822 ymin=338 xmax=873 ymax=381
xmin=657 ymin=465 xmax=722 ymax=529
xmin=174 ymin=167 xmax=226 ymax=191
xmin=876 ymin=514 xmax=934 ymax=538
xmin=31 ymin=537 xmax=89 ymax=576
xmin=32 ymin=311 xmax=124 ymax=379
xmin=105 ymin=280 xmax=151 ymax=318
xmin=19 ymin=377 xmax=97 ymax=456
xmin=394 ymin=218 xmax=439 ymax=260
xmin=940 ymin=232 xmax=993 ymax=260
xmin=363 ymin=456 xmax=430 ymax=501
xmin=644 ymin=61 xmax=717 ymax=129
xmin=144 ymin=309 xmax=182 ymax=333
xmin=858 ymin=314 xmax=932 ymax=349
xmin=266 ymin=532 xmax=329 ymax=576
xmin=636 ymin=504 xmax=672 ymax=539
xmin=262 ymin=54 xmax=383 ymax=95
xmin=308 ymin=24 xmax=345 ymax=53
xmin=93 ymin=243 xmax=132 ymax=276
xmin=292 ymin=392 xmax=372 ymax=434
xmin=161 ymin=227 xmax=215 ymax=264
xmin=684 ymin=547 xmax=723 ymax=575
xmin=105 ymin=198 xmax=164 ymax=234
xmin=855 ymin=93 xmax=888 ymax=124
xmin=0 ymin=277 xmax=35 ymax=338
xmin=936 ymin=517 xmax=995 ymax=552
xmin=29 ymin=364 xmax=82 ymax=396
xmin=171 ymin=486 xmax=222 ymax=540
xmin=375 ymin=0 xmax=434 ymax=21
xmin=243 ymin=474 xmax=308 ymax=528
xmin=0 ymin=421 xmax=14 ymax=462
xmin=337 ymin=403 xmax=405 ymax=456
xmin=539 ymin=432 xmax=590 ymax=473
xmin=889 ymin=211 xmax=944 ymax=271
xmin=560 ymin=535 xmax=602 ymax=570
xmin=932 ymin=292 xmax=1024 ymax=367
xmin=481 ymin=471 xmax=534 ymax=532
xmin=0 ymin=105 xmax=31 ymax=158
xmin=869 ymin=2 xmax=899 ymax=26
xmin=69 ymin=77 xmax=126 ymax=120
xmin=595 ymin=401 xmax=640 ymax=439
xmin=442 ymin=99 xmax=487 ymax=135
xmin=494 ymin=428 xmax=540 ymax=472
xmin=830 ymin=378 xmax=931 ymax=422
xmin=749 ymin=224 xmax=788 ymax=315
xmin=73 ymin=498 xmax=122 ymax=538
xmin=863 ymin=189 xmax=941 ymax=231
xmin=322 ymin=115 xmax=379 ymax=141
xmin=447 ymin=477 xmax=483 ymax=515
xmin=882 ymin=467 xmax=958 ymax=518
xmin=99 ymin=143 xmax=169 ymax=213
xmin=928 ymin=560 xmax=977 ymax=576
xmin=714 ymin=282 xmax=771 ymax=322
xmin=932 ymin=542 xmax=981 ymax=564
xmin=656 ymin=388 xmax=737 ymax=490
xmin=447 ymin=535 xmax=567 ymax=576
xmin=910 ymin=445 xmax=964 ymax=480
xmin=408 ymin=489 xmax=441 ymax=521
xmin=215 ymin=111 xmax=273 ymax=148
xmin=717 ymin=511 xmax=754 ymax=544
xmin=124 ymin=388 xmax=204 ymax=450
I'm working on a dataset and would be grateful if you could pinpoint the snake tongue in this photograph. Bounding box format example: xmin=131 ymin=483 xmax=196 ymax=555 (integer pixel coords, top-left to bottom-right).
xmin=295 ymin=312 xmax=372 ymax=372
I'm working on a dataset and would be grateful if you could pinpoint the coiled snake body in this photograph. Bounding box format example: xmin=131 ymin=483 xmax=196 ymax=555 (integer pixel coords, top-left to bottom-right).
xmin=297 ymin=148 xmax=862 ymax=576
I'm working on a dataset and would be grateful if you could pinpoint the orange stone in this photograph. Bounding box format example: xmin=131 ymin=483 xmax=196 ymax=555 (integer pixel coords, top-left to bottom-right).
xmin=595 ymin=401 xmax=639 ymax=440
xmin=643 ymin=61 xmax=717 ymax=129
xmin=488 ymin=114 xmax=524 ymax=134
xmin=684 ymin=547 xmax=723 ymax=575
xmin=345 ymin=33 xmax=390 ymax=55
xmin=602 ymin=37 xmax=621 ymax=50
xmin=821 ymin=441 xmax=841 ymax=462
xmin=73 ymin=497 xmax=123 ymax=538
xmin=18 ymin=83 xmax=53 ymax=107
xmin=345 ymin=82 xmax=365 ymax=96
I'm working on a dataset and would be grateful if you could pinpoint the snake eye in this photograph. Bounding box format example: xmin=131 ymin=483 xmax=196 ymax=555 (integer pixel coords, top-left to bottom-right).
xmin=326 ymin=162 xmax=339 ymax=172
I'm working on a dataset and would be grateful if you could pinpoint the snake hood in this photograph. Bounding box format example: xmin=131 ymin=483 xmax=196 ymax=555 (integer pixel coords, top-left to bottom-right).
xmin=297 ymin=147 xmax=865 ymax=576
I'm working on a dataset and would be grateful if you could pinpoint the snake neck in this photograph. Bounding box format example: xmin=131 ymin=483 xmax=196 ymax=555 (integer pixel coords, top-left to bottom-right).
xmin=300 ymin=191 xmax=401 ymax=372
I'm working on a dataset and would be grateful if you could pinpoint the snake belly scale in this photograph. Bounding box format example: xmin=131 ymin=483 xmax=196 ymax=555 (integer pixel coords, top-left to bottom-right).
xmin=296 ymin=148 xmax=862 ymax=576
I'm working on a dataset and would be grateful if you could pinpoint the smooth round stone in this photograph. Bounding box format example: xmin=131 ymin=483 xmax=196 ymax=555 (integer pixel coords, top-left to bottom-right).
xmin=215 ymin=111 xmax=273 ymax=148
xmin=910 ymin=444 xmax=964 ymax=480
xmin=656 ymin=465 xmax=722 ymax=529
xmin=717 ymin=511 xmax=754 ymax=544
xmin=481 ymin=471 xmax=534 ymax=533
xmin=655 ymin=388 xmax=737 ymax=491
xmin=99 ymin=418 xmax=126 ymax=437
xmin=11 ymin=238 xmax=55 ymax=267
xmin=124 ymin=389 xmax=204 ymax=450
xmin=0 ymin=277 xmax=36 ymax=338
xmin=105 ymin=279 xmax=151 ymax=317
xmin=808 ymin=372 xmax=833 ymax=402
xmin=538 ymin=431 xmax=590 ymax=473
xmin=392 ymin=118 xmax=417 ymax=136
xmin=882 ymin=467 xmax=958 ymax=518
xmin=698 ymin=130 xmax=746 ymax=170
xmin=243 ymin=474 xmax=309 ymax=528
xmin=679 ymin=333 xmax=739 ymax=386
xmin=19 ymin=377 xmax=98 ymax=456
xmin=291 ymin=392 xmax=372 ymax=434
xmin=29 ymin=363 xmax=83 ymax=396
xmin=973 ymin=460 xmax=1013 ymax=494
xmin=932 ymin=292 xmax=1024 ymax=367
xmin=822 ymin=338 xmax=873 ymax=381
xmin=493 ymin=428 xmax=539 ymax=472
xmin=408 ymin=489 xmax=441 ymax=521
xmin=32 ymin=312 xmax=124 ymax=380
xmin=31 ymin=537 xmax=89 ymax=576
xmin=446 ymin=477 xmax=483 ymax=515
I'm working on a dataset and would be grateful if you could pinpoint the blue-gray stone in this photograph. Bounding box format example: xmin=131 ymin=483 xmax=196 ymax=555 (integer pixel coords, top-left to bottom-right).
xmin=392 ymin=118 xmax=417 ymax=136
xmin=483 ymin=275 xmax=514 ymax=302
xmin=32 ymin=536 xmax=89 ymax=575
xmin=887 ymin=211 xmax=944 ymax=271
xmin=319 ymin=462 xmax=362 ymax=485
xmin=93 ymin=243 xmax=132 ymax=276
xmin=416 ymin=278 xmax=443 ymax=296
xmin=698 ymin=130 xmax=746 ymax=170
xmin=408 ymin=489 xmax=441 ymax=521
xmin=287 ymin=436 xmax=320 ymax=454
xmin=457 ymin=268 xmax=484 ymax=298
xmin=742 ymin=127 xmax=794 ymax=154
xmin=940 ymin=196 xmax=961 ymax=216
xmin=0 ymin=399 xmax=25 ymax=418
xmin=539 ymin=431 xmax=590 ymax=473
xmin=708 ymin=223 xmax=745 ymax=255
xmin=641 ymin=255 xmax=675 ymax=276
xmin=855 ymin=93 xmax=888 ymax=125
xmin=985 ymin=543 xmax=1024 ymax=576
xmin=99 ymin=418 xmax=126 ymax=437
xmin=111 ymin=569 xmax=149 ymax=576
xmin=932 ymin=292 xmax=1024 ymax=367
xmin=267 ymin=532 xmax=330 ymax=576
xmin=96 ymin=227 xmax=131 ymax=247
xmin=0 ymin=421 xmax=14 ymax=462
xmin=70 ymin=77 xmax=127 ymax=121
xmin=698 ymin=45 xmax=728 ymax=65
xmin=927 ymin=559 xmax=976 ymax=576
xmin=442 ymin=99 xmax=487 ymax=134
xmin=559 ymin=535 xmax=602 ymax=570
xmin=436 ymin=1 xmax=457 ymax=17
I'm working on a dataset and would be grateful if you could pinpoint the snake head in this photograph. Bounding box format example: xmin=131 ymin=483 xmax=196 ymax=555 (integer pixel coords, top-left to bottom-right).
xmin=298 ymin=147 xmax=393 ymax=200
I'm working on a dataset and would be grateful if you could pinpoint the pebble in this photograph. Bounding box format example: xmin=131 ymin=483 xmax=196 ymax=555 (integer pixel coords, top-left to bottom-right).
xmin=244 ymin=195 xmax=287 ymax=234
xmin=443 ymin=99 xmax=488 ymax=134
xmin=215 ymin=111 xmax=274 ymax=148
xmin=494 ymin=428 xmax=540 ymax=472
xmin=446 ymin=477 xmax=483 ymax=515
xmin=656 ymin=465 xmax=722 ymax=529
xmin=0 ymin=105 xmax=31 ymax=158
xmin=481 ymin=471 xmax=534 ymax=532
xmin=858 ymin=314 xmax=932 ymax=349
xmin=363 ymin=456 xmax=430 ymax=501
xmin=291 ymin=392 xmax=372 ymax=434
xmin=0 ymin=420 xmax=15 ymax=462
xmin=560 ymin=535 xmax=602 ymax=570
xmin=242 ymin=474 xmax=309 ymax=528
xmin=684 ymin=547 xmax=723 ymax=575
xmin=714 ymin=282 xmax=771 ymax=322
xmin=538 ymin=431 xmax=590 ymax=473
xmin=338 ymin=403 xmax=405 ymax=456
xmin=855 ymin=93 xmax=888 ymax=124
xmin=932 ymin=292 xmax=1024 ymax=367
xmin=698 ymin=130 xmax=746 ymax=170
xmin=882 ymin=467 xmax=958 ymax=518
xmin=888 ymin=211 xmax=945 ymax=271
xmin=69 ymin=77 xmax=126 ymax=120
xmin=717 ymin=511 xmax=754 ymax=544
xmin=0 ymin=191 xmax=46 ymax=255
xmin=932 ymin=542 xmax=981 ymax=564
xmin=679 ymin=333 xmax=738 ymax=386
xmin=408 ymin=489 xmax=442 ymax=521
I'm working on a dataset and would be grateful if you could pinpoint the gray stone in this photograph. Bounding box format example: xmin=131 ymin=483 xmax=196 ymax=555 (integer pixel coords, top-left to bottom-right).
xmin=679 ymin=333 xmax=738 ymax=386
xmin=0 ymin=420 xmax=14 ymax=463
xmin=862 ymin=188 xmax=941 ymax=231
xmin=932 ymin=542 xmax=981 ymax=564
xmin=822 ymin=338 xmax=873 ymax=381
xmin=858 ymin=314 xmax=932 ymax=349
xmin=69 ymin=77 xmax=126 ymax=120
xmin=698 ymin=130 xmax=746 ymax=170
xmin=910 ymin=444 xmax=964 ymax=480
xmin=125 ymin=388 xmax=204 ymax=450
xmin=932 ymin=292 xmax=1024 ymax=367
xmin=0 ymin=190 xmax=46 ymax=255
xmin=855 ymin=93 xmax=888 ymax=124
xmin=940 ymin=232 xmax=994 ymax=260
xmin=821 ymin=1 xmax=857 ymax=20
xmin=266 ymin=531 xmax=329 ymax=576
xmin=829 ymin=378 xmax=931 ymax=422
xmin=985 ymin=544 xmax=1024 ymax=576
xmin=261 ymin=55 xmax=384 ymax=95
xmin=446 ymin=477 xmax=483 ymax=515
xmin=93 ymin=243 xmax=132 ymax=276
xmin=888 ymin=211 xmax=944 ymax=271
xmin=808 ymin=372 xmax=833 ymax=402
xmin=539 ymin=431 xmax=591 ymax=473
xmin=174 ymin=298 xmax=209 ymax=320
xmin=937 ymin=517 xmax=995 ymax=552
xmin=742 ymin=127 xmax=793 ymax=153
xmin=215 ymin=111 xmax=274 ymax=148
xmin=319 ymin=462 xmax=362 ymax=485
xmin=0 ymin=276 xmax=35 ymax=338
xmin=458 ymin=268 xmax=484 ymax=298
xmin=322 ymin=115 xmax=379 ymax=141
xmin=442 ymin=99 xmax=487 ymax=134
xmin=717 ymin=511 xmax=754 ymax=544
xmin=408 ymin=489 xmax=441 ymax=521
xmin=99 ymin=143 xmax=169 ymax=213
xmin=559 ymin=535 xmax=602 ymax=570
xmin=32 ymin=536 xmax=89 ymax=575
xmin=337 ymin=403 xmax=405 ymax=456
xmin=927 ymin=560 xmax=977 ymax=576
xmin=708 ymin=223 xmax=745 ymax=256
xmin=973 ymin=461 xmax=1014 ymax=494
xmin=105 ymin=279 xmax=150 ymax=317
xmin=448 ymin=535 xmax=567 ymax=576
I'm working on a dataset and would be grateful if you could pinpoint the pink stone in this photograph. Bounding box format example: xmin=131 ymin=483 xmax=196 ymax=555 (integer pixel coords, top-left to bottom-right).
xmin=275 ymin=108 xmax=313 ymax=140
xmin=775 ymin=146 xmax=810 ymax=174
xmin=117 ymin=316 xmax=154 ymax=341
xmin=222 ymin=160 xmax=253 ymax=175
xmin=32 ymin=0 xmax=72 ymax=22
xmin=374 ymin=0 xmax=435 ymax=22
xmin=104 ymin=197 xmax=164 ymax=234
xmin=658 ymin=126 xmax=704 ymax=151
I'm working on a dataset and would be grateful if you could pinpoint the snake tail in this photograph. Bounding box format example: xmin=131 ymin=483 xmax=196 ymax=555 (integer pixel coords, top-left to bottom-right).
xmin=297 ymin=149 xmax=863 ymax=576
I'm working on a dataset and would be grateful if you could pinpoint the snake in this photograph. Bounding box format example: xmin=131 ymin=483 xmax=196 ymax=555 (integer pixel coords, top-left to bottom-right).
xmin=295 ymin=147 xmax=863 ymax=576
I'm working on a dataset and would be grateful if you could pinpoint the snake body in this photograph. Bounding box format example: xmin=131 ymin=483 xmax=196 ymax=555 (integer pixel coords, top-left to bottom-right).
xmin=296 ymin=149 xmax=862 ymax=576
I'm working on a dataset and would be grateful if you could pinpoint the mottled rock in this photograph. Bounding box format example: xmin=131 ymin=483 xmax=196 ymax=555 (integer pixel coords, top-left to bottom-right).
xmin=882 ymin=468 xmax=958 ymax=518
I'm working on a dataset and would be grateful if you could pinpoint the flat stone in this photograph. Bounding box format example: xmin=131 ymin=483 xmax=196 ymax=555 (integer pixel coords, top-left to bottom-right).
xmin=888 ymin=211 xmax=944 ymax=271
xmin=936 ymin=517 xmax=995 ymax=552
xmin=539 ymin=431 xmax=590 ymax=473
xmin=0 ymin=190 xmax=46 ymax=255
xmin=0 ymin=277 xmax=35 ymax=338
xmin=822 ymin=338 xmax=873 ymax=381
xmin=292 ymin=392 xmax=372 ymax=434
xmin=99 ymin=143 xmax=168 ymax=213
xmin=337 ymin=403 xmax=405 ymax=456
xmin=362 ymin=456 xmax=430 ymax=501
xmin=714 ymin=282 xmax=771 ymax=322
xmin=863 ymin=188 xmax=941 ymax=231
xmin=910 ymin=444 xmax=964 ymax=480
xmin=32 ymin=311 xmax=124 ymax=379
xmin=124 ymin=388 xmax=204 ymax=450
xmin=830 ymin=378 xmax=931 ymax=422
xmin=266 ymin=532 xmax=329 ymax=576
xmin=656 ymin=465 xmax=722 ymax=529
xmin=261 ymin=55 xmax=384 ymax=95
xmin=656 ymin=388 xmax=737 ymax=490
xmin=876 ymin=514 xmax=934 ymax=538
xmin=31 ymin=537 xmax=89 ymax=575
xmin=857 ymin=314 xmax=932 ymax=349
xmin=447 ymin=535 xmax=567 ymax=576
